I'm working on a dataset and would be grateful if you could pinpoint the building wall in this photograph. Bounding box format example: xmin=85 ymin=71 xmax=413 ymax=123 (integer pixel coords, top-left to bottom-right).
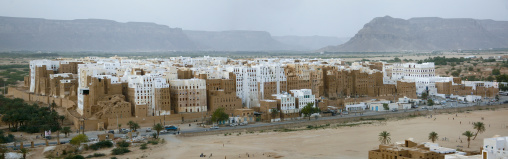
xmin=169 ymin=79 xmax=207 ymax=113
xmin=208 ymin=90 xmax=242 ymax=115
xmin=397 ymin=81 xmax=417 ymax=99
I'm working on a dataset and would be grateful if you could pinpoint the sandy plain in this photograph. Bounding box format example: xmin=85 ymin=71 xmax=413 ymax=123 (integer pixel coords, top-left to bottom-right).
xmin=64 ymin=108 xmax=508 ymax=159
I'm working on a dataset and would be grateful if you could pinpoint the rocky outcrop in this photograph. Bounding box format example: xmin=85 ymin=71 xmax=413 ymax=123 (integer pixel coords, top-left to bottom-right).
xmin=320 ymin=16 xmax=508 ymax=52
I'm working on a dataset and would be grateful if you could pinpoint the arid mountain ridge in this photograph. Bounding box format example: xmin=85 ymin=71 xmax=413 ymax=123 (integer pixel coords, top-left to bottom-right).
xmin=0 ymin=16 xmax=344 ymax=52
xmin=320 ymin=16 xmax=508 ymax=52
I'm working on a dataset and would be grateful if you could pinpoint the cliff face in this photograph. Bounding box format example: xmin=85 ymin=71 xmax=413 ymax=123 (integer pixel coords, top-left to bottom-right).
xmin=320 ymin=16 xmax=508 ymax=52
xmin=0 ymin=16 xmax=199 ymax=51
xmin=183 ymin=30 xmax=295 ymax=51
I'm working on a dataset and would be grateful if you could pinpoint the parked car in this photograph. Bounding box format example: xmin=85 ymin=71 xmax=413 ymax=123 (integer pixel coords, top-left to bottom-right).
xmin=107 ymin=130 xmax=115 ymax=134
xmin=146 ymin=128 xmax=152 ymax=132
xmin=160 ymin=130 xmax=168 ymax=134
xmin=239 ymin=122 xmax=247 ymax=126
xmin=121 ymin=128 xmax=130 ymax=134
xmin=211 ymin=126 xmax=219 ymax=129
xmin=164 ymin=125 xmax=178 ymax=131
xmin=229 ymin=123 xmax=237 ymax=127
xmin=503 ymin=100 xmax=508 ymax=104
xmin=421 ymin=107 xmax=428 ymax=110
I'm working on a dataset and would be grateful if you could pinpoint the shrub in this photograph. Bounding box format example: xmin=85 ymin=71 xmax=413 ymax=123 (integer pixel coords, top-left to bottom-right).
xmin=140 ymin=143 xmax=148 ymax=150
xmin=147 ymin=140 xmax=159 ymax=145
xmin=70 ymin=134 xmax=89 ymax=146
xmin=65 ymin=155 xmax=85 ymax=159
xmin=111 ymin=147 xmax=131 ymax=155
xmin=89 ymin=140 xmax=113 ymax=150
xmin=116 ymin=140 xmax=130 ymax=148
xmin=92 ymin=153 xmax=105 ymax=157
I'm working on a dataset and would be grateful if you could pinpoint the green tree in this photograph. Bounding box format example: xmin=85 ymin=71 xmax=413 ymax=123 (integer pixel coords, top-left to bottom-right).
xmin=50 ymin=100 xmax=57 ymax=112
xmin=486 ymin=76 xmax=494 ymax=81
xmin=211 ymin=108 xmax=229 ymax=124
xmin=132 ymin=123 xmax=140 ymax=132
xmin=468 ymin=66 xmax=474 ymax=71
xmin=428 ymin=131 xmax=438 ymax=143
xmin=492 ymin=69 xmax=501 ymax=75
xmin=427 ymin=99 xmax=434 ymax=106
xmin=62 ymin=127 xmax=71 ymax=138
xmin=59 ymin=115 xmax=65 ymax=125
xmin=472 ymin=122 xmax=486 ymax=140
xmin=301 ymin=103 xmax=316 ymax=120
xmin=153 ymin=123 xmax=163 ymax=139
xmin=462 ymin=131 xmax=474 ymax=148
xmin=270 ymin=108 xmax=279 ymax=120
xmin=378 ymin=131 xmax=391 ymax=144
xmin=70 ymin=134 xmax=88 ymax=146
xmin=382 ymin=103 xmax=389 ymax=111
xmin=421 ymin=92 xmax=428 ymax=99
xmin=451 ymin=71 xmax=460 ymax=77
xmin=126 ymin=121 xmax=139 ymax=131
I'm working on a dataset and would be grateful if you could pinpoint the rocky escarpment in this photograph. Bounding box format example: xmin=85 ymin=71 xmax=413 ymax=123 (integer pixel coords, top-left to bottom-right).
xmin=320 ymin=16 xmax=508 ymax=52
xmin=0 ymin=16 xmax=199 ymax=51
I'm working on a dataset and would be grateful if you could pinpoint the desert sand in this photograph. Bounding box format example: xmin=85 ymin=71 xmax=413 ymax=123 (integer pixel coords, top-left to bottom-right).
xmin=100 ymin=108 xmax=508 ymax=159
xmin=28 ymin=108 xmax=508 ymax=159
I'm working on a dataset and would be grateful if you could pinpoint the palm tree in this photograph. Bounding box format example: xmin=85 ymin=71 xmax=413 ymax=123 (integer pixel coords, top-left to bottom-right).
xmin=428 ymin=131 xmax=438 ymax=143
xmin=462 ymin=131 xmax=474 ymax=148
xmin=270 ymin=108 xmax=279 ymax=120
xmin=59 ymin=116 xmax=65 ymax=125
xmin=62 ymin=127 xmax=71 ymax=138
xmin=472 ymin=122 xmax=486 ymax=140
xmin=378 ymin=131 xmax=391 ymax=145
xmin=127 ymin=121 xmax=135 ymax=131
xmin=133 ymin=123 xmax=140 ymax=132
xmin=20 ymin=148 xmax=28 ymax=159
xmin=153 ymin=123 xmax=164 ymax=139
xmin=50 ymin=100 xmax=57 ymax=112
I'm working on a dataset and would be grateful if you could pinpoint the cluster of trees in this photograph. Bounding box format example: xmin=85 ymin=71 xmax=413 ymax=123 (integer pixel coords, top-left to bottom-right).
xmin=378 ymin=121 xmax=486 ymax=149
xmin=301 ymin=103 xmax=320 ymax=120
xmin=126 ymin=121 xmax=140 ymax=131
xmin=421 ymin=56 xmax=470 ymax=65
xmin=0 ymin=130 xmax=15 ymax=143
xmin=0 ymin=95 xmax=63 ymax=133
xmin=0 ymin=65 xmax=29 ymax=87
xmin=0 ymin=52 xmax=59 ymax=58
xmin=211 ymin=108 xmax=229 ymax=124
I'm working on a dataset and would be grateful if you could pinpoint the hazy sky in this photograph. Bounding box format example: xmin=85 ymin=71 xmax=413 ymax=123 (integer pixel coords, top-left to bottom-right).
xmin=1 ymin=0 xmax=507 ymax=37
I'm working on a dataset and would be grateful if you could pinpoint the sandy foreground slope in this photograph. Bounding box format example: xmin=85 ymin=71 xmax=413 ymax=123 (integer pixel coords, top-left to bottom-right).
xmin=28 ymin=108 xmax=508 ymax=159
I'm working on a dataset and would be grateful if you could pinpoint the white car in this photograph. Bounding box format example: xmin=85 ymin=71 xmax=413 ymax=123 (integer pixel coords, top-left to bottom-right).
xmin=146 ymin=128 xmax=152 ymax=132
xmin=211 ymin=126 xmax=219 ymax=129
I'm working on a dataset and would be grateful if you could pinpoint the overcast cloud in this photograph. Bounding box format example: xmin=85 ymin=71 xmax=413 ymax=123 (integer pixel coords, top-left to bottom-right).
xmin=0 ymin=0 xmax=507 ymax=37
